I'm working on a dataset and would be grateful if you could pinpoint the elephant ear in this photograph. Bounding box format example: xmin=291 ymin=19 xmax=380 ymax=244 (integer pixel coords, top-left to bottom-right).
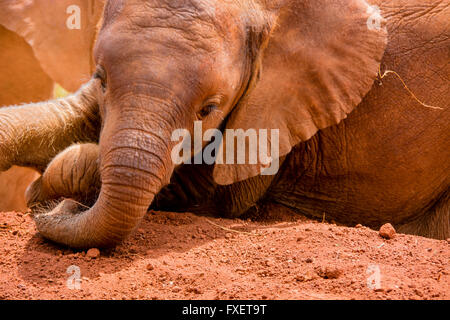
xmin=0 ymin=0 xmax=105 ymax=92
xmin=213 ymin=0 xmax=387 ymax=185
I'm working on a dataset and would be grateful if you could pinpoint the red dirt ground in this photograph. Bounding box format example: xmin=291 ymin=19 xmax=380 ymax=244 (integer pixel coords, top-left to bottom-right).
xmin=0 ymin=204 xmax=448 ymax=300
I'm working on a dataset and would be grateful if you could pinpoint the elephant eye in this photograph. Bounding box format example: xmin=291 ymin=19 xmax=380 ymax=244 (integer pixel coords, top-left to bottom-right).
xmin=198 ymin=104 xmax=218 ymax=118
xmin=94 ymin=67 xmax=107 ymax=93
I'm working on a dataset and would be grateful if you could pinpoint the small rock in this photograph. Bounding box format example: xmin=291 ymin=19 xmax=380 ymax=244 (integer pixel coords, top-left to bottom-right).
xmin=446 ymin=238 xmax=450 ymax=244
xmin=316 ymin=265 xmax=342 ymax=279
xmin=146 ymin=263 xmax=154 ymax=271
xmin=305 ymin=258 xmax=314 ymax=263
xmin=172 ymin=286 xmax=182 ymax=293
xmin=235 ymin=268 xmax=247 ymax=274
xmin=295 ymin=275 xmax=307 ymax=282
xmin=264 ymin=259 xmax=273 ymax=267
xmin=86 ymin=248 xmax=100 ymax=259
xmin=414 ymin=289 xmax=423 ymax=297
xmin=379 ymin=223 xmax=396 ymax=239
xmin=295 ymin=271 xmax=316 ymax=282
xmin=187 ymin=287 xmax=203 ymax=295
xmin=355 ymin=224 xmax=363 ymax=228
xmin=129 ymin=246 xmax=138 ymax=254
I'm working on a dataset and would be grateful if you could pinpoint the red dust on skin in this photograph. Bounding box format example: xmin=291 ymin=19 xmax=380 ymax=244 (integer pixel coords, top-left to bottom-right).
xmin=0 ymin=204 xmax=448 ymax=300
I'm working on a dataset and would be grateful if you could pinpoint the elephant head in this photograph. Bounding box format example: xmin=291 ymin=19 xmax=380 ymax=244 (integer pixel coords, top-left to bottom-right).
xmin=19 ymin=0 xmax=387 ymax=248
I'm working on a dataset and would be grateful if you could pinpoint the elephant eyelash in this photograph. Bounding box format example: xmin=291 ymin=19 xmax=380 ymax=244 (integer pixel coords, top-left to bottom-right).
xmin=94 ymin=68 xmax=107 ymax=92
xmin=198 ymin=104 xmax=218 ymax=118
xmin=100 ymin=80 xmax=107 ymax=92
xmin=93 ymin=70 xmax=105 ymax=81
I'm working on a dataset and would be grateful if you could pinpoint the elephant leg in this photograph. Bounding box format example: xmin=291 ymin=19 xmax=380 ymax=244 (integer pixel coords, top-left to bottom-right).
xmin=26 ymin=143 xmax=100 ymax=210
xmin=397 ymin=190 xmax=449 ymax=240
xmin=153 ymin=163 xmax=279 ymax=218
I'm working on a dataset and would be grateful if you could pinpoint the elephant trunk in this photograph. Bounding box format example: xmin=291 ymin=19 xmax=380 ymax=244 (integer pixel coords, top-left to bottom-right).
xmin=33 ymin=102 xmax=175 ymax=248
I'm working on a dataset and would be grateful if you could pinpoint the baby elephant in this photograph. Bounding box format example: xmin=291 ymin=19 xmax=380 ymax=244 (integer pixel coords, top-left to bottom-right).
xmin=0 ymin=0 xmax=448 ymax=248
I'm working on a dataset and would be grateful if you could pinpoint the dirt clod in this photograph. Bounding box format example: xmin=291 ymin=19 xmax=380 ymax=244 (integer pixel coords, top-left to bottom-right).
xmin=187 ymin=287 xmax=203 ymax=295
xmin=86 ymin=248 xmax=100 ymax=259
xmin=172 ymin=286 xmax=182 ymax=293
xmin=295 ymin=271 xmax=316 ymax=282
xmin=315 ymin=265 xmax=342 ymax=279
xmin=379 ymin=223 xmax=396 ymax=239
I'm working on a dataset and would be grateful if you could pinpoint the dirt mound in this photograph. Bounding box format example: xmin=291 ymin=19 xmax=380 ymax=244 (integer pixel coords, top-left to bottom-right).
xmin=0 ymin=205 xmax=448 ymax=300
